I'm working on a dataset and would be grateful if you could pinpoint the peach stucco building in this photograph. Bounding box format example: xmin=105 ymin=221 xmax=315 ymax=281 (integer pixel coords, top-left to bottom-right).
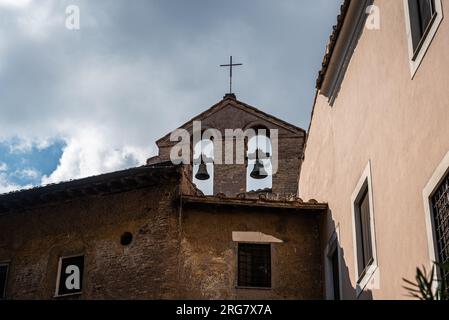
xmin=299 ymin=0 xmax=449 ymax=299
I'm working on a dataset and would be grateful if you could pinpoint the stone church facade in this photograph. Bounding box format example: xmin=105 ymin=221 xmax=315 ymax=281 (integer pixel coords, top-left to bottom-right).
xmin=0 ymin=95 xmax=325 ymax=300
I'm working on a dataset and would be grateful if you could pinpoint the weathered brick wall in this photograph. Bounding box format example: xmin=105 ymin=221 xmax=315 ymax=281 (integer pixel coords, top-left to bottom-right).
xmin=178 ymin=205 xmax=323 ymax=300
xmin=272 ymin=137 xmax=305 ymax=195
xmin=153 ymin=98 xmax=306 ymax=197
xmin=0 ymin=179 xmax=181 ymax=300
xmin=0 ymin=168 xmax=320 ymax=300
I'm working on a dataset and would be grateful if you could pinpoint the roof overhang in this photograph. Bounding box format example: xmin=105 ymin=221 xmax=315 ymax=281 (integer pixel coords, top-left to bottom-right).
xmin=317 ymin=0 xmax=373 ymax=104
xmin=181 ymin=195 xmax=328 ymax=213
xmin=0 ymin=164 xmax=180 ymax=214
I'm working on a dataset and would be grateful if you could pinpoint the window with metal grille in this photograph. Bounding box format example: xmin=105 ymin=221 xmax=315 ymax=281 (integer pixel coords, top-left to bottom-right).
xmin=355 ymin=186 xmax=374 ymax=281
xmin=431 ymin=172 xmax=449 ymax=282
xmin=0 ymin=264 xmax=8 ymax=299
xmin=408 ymin=0 xmax=437 ymax=57
xmin=238 ymin=243 xmax=271 ymax=288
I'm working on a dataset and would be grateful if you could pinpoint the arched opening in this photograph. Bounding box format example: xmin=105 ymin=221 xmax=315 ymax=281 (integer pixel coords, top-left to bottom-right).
xmin=193 ymin=139 xmax=214 ymax=195
xmin=246 ymin=127 xmax=272 ymax=192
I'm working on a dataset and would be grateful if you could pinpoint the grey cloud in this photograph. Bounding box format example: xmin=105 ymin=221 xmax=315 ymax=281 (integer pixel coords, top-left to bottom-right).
xmin=0 ymin=0 xmax=342 ymax=185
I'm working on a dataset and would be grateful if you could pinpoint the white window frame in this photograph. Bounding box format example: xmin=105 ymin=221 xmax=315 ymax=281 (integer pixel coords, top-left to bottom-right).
xmin=351 ymin=162 xmax=379 ymax=297
xmin=324 ymin=227 xmax=343 ymax=300
xmin=422 ymin=150 xmax=449 ymax=275
xmin=54 ymin=254 xmax=84 ymax=298
xmin=403 ymin=0 xmax=444 ymax=78
xmin=0 ymin=262 xmax=9 ymax=299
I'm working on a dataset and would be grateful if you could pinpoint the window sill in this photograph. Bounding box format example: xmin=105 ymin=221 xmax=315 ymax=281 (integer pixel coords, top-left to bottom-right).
xmin=356 ymin=264 xmax=378 ymax=298
xmin=235 ymin=286 xmax=272 ymax=291
xmin=53 ymin=292 xmax=82 ymax=299
xmin=411 ymin=13 xmax=437 ymax=62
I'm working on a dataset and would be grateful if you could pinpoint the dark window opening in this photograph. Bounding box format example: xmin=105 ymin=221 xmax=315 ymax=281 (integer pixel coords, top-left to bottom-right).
xmin=0 ymin=264 xmax=8 ymax=299
xmin=331 ymin=248 xmax=341 ymax=300
xmin=408 ymin=0 xmax=437 ymax=57
xmin=431 ymin=172 xmax=449 ymax=282
xmin=355 ymin=186 xmax=374 ymax=281
xmin=238 ymin=243 xmax=271 ymax=288
xmin=57 ymin=255 xmax=84 ymax=296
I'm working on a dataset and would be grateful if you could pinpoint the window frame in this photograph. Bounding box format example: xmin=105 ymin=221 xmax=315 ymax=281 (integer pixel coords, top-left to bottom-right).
xmin=351 ymin=162 xmax=379 ymax=297
xmin=324 ymin=228 xmax=343 ymax=300
xmin=355 ymin=186 xmax=374 ymax=279
xmin=236 ymin=242 xmax=272 ymax=290
xmin=0 ymin=262 xmax=9 ymax=300
xmin=403 ymin=0 xmax=444 ymax=78
xmin=423 ymin=150 xmax=449 ymax=287
xmin=54 ymin=254 xmax=85 ymax=298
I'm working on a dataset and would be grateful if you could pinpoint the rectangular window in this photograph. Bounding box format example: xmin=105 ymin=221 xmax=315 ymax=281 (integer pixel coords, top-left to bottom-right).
xmin=56 ymin=255 xmax=84 ymax=297
xmin=238 ymin=243 xmax=271 ymax=288
xmin=351 ymin=163 xmax=378 ymax=296
xmin=325 ymin=231 xmax=341 ymax=300
xmin=408 ymin=0 xmax=437 ymax=56
xmin=404 ymin=0 xmax=443 ymax=76
xmin=0 ymin=264 xmax=9 ymax=299
xmin=355 ymin=186 xmax=374 ymax=280
xmin=330 ymin=247 xmax=341 ymax=300
xmin=431 ymin=172 xmax=449 ymax=282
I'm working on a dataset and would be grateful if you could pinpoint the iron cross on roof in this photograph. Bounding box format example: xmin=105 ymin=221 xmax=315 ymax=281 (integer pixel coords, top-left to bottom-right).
xmin=220 ymin=56 xmax=243 ymax=94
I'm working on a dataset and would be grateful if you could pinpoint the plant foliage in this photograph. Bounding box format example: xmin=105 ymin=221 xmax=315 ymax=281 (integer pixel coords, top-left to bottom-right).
xmin=403 ymin=261 xmax=449 ymax=300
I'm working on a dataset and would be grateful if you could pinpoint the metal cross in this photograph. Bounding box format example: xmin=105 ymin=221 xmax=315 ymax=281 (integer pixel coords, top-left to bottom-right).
xmin=220 ymin=56 xmax=243 ymax=94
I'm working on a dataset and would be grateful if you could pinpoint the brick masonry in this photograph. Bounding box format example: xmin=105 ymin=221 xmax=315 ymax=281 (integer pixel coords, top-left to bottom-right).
xmin=0 ymin=168 xmax=323 ymax=300
xmin=151 ymin=95 xmax=306 ymax=197
xmin=178 ymin=204 xmax=323 ymax=300
xmin=0 ymin=177 xmax=181 ymax=299
xmin=0 ymin=97 xmax=319 ymax=300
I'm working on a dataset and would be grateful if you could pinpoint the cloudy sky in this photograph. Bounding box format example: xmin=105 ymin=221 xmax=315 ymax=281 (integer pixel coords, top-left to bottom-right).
xmin=0 ymin=0 xmax=342 ymax=193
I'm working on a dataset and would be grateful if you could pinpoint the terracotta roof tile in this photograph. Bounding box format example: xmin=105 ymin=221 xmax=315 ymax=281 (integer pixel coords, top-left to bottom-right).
xmin=316 ymin=0 xmax=351 ymax=89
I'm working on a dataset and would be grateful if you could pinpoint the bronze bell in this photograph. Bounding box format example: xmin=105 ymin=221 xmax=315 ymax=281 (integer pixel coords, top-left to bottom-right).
xmin=250 ymin=149 xmax=269 ymax=180
xmin=195 ymin=154 xmax=210 ymax=181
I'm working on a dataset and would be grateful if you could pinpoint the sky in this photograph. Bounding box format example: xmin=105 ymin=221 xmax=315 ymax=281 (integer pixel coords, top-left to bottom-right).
xmin=0 ymin=0 xmax=342 ymax=194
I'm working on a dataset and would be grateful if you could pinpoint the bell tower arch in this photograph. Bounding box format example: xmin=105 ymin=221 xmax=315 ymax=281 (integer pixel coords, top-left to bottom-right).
xmin=147 ymin=94 xmax=305 ymax=197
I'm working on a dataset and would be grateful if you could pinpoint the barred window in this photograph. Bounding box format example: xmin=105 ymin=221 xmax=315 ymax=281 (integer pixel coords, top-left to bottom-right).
xmin=238 ymin=243 xmax=271 ymax=288
xmin=431 ymin=173 xmax=449 ymax=281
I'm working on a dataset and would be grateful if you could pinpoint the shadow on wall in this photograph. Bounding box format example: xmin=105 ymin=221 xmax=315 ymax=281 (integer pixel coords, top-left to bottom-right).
xmin=326 ymin=210 xmax=373 ymax=300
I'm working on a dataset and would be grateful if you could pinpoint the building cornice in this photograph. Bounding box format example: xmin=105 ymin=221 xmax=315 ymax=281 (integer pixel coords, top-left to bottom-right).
xmin=317 ymin=0 xmax=373 ymax=104
xmin=181 ymin=194 xmax=327 ymax=213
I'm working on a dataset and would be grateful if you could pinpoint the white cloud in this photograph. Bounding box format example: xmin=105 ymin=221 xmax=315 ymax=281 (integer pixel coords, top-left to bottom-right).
xmin=41 ymin=127 xmax=149 ymax=185
xmin=7 ymin=138 xmax=33 ymax=154
xmin=14 ymin=168 xmax=40 ymax=179
xmin=0 ymin=0 xmax=342 ymax=190
xmin=0 ymin=162 xmax=8 ymax=172
xmin=0 ymin=0 xmax=32 ymax=9
xmin=16 ymin=1 xmax=63 ymax=41
xmin=0 ymin=172 xmax=32 ymax=194
xmin=0 ymin=163 xmax=36 ymax=194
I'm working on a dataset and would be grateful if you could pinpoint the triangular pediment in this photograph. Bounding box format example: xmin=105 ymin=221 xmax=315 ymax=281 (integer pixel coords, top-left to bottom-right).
xmin=156 ymin=95 xmax=305 ymax=146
